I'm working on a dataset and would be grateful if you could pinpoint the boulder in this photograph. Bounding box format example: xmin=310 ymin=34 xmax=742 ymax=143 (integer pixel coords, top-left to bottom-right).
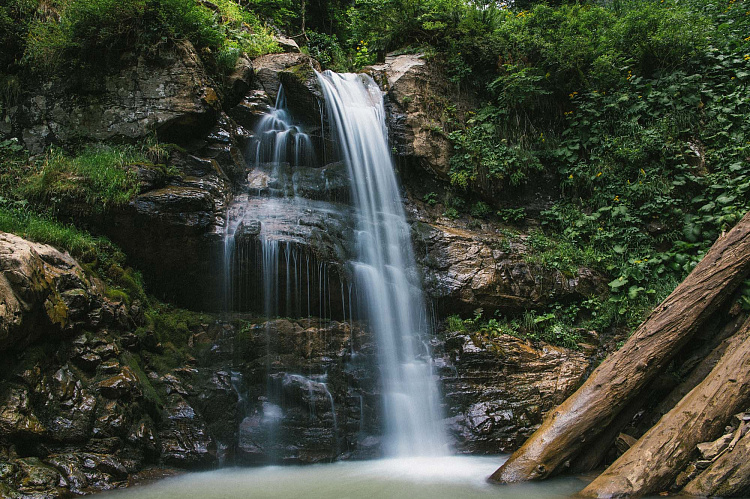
xmin=7 ymin=41 xmax=219 ymax=154
xmin=369 ymin=53 xmax=471 ymax=182
xmin=412 ymin=220 xmax=607 ymax=316
xmin=273 ymin=35 xmax=301 ymax=53
xmin=0 ymin=232 xmax=101 ymax=351
xmin=251 ymin=53 xmax=323 ymax=125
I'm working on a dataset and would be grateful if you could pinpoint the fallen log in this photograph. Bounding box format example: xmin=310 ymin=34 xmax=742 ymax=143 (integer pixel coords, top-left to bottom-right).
xmin=682 ymin=416 xmax=750 ymax=496
xmin=637 ymin=313 xmax=747 ymax=434
xmin=489 ymin=212 xmax=750 ymax=484
xmin=567 ymin=399 xmax=645 ymax=474
xmin=579 ymin=317 xmax=750 ymax=497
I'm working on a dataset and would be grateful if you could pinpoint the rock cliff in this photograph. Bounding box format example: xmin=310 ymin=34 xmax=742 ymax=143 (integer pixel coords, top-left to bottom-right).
xmin=0 ymin=44 xmax=608 ymax=497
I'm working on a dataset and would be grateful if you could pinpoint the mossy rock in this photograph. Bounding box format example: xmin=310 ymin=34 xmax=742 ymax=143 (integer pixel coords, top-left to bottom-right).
xmin=278 ymin=62 xmax=323 ymax=126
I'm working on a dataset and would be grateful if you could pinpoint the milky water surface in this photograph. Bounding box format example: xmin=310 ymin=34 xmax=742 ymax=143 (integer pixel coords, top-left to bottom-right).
xmin=100 ymin=456 xmax=589 ymax=499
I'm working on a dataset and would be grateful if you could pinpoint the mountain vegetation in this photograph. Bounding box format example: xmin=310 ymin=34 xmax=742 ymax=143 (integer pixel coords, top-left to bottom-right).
xmin=1 ymin=0 xmax=749 ymax=345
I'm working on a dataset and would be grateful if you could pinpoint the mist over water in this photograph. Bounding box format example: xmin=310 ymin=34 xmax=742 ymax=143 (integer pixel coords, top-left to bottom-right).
xmin=99 ymin=456 xmax=588 ymax=499
xmin=317 ymin=71 xmax=445 ymax=456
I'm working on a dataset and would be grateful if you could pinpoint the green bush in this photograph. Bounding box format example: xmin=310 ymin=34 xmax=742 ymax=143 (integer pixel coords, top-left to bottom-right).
xmin=0 ymin=0 xmax=36 ymax=72
xmin=21 ymin=145 xmax=144 ymax=210
xmin=23 ymin=0 xmax=278 ymax=75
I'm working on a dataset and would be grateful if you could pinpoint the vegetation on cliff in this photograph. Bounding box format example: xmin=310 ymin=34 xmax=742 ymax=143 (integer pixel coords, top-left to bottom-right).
xmin=0 ymin=0 xmax=279 ymax=92
xmin=326 ymin=0 xmax=750 ymax=339
xmin=1 ymin=0 xmax=748 ymax=345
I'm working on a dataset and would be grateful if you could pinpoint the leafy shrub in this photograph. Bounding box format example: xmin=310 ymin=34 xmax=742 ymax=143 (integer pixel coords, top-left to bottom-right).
xmin=0 ymin=0 xmax=36 ymax=72
xmin=306 ymin=30 xmax=347 ymax=70
xmin=23 ymin=0 xmax=278 ymax=75
xmin=470 ymin=201 xmax=491 ymax=218
xmin=21 ymin=145 xmax=144 ymax=210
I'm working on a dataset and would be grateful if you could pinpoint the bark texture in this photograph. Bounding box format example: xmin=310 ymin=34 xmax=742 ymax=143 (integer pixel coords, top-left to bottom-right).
xmin=579 ymin=317 xmax=750 ymax=497
xmin=489 ymin=212 xmax=750 ymax=484
xmin=682 ymin=423 xmax=750 ymax=497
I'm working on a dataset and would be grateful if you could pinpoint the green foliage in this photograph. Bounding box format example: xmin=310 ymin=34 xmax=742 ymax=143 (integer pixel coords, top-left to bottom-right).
xmin=0 ymin=0 xmax=37 ymax=72
xmin=448 ymin=105 xmax=545 ymax=190
xmin=305 ymin=30 xmax=347 ymax=70
xmin=446 ymin=307 xmax=583 ymax=350
xmin=497 ymin=207 xmax=525 ymax=224
xmin=0 ymin=203 xmax=107 ymax=260
xmin=446 ymin=314 xmax=465 ymax=332
xmin=22 ymin=0 xmax=278 ymax=76
xmin=0 ymin=140 xmax=148 ymax=304
xmin=423 ymin=191 xmax=438 ymax=206
xmin=144 ymin=302 xmax=213 ymax=349
xmin=0 ymin=202 xmax=146 ymax=304
xmin=470 ymin=201 xmax=491 ymax=218
xmin=20 ymin=145 xmax=144 ymax=210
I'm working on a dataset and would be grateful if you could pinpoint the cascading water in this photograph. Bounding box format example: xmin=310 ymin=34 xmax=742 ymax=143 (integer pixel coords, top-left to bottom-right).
xmin=317 ymin=71 xmax=446 ymax=456
xmin=251 ymin=86 xmax=316 ymax=169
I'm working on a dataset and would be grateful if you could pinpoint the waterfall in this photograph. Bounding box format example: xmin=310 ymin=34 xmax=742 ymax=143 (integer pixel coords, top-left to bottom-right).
xmin=251 ymin=85 xmax=316 ymax=169
xmin=317 ymin=71 xmax=446 ymax=456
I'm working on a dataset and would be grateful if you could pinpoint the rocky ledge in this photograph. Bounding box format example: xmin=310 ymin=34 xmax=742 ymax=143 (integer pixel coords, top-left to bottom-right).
xmin=0 ymin=231 xmax=595 ymax=497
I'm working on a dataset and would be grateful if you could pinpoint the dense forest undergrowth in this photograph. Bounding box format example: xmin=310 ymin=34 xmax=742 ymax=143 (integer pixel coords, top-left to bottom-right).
xmin=0 ymin=0 xmax=749 ymax=348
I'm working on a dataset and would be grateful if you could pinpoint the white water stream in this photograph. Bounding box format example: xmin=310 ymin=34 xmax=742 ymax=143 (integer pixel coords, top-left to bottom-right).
xmin=317 ymin=71 xmax=446 ymax=456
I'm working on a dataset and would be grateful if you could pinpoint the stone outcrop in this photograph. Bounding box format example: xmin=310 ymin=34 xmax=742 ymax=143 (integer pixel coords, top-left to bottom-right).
xmin=438 ymin=331 xmax=590 ymax=453
xmin=0 ymin=231 xmax=598 ymax=496
xmin=372 ymin=53 xmax=557 ymax=212
xmin=411 ymin=217 xmax=607 ymax=316
xmin=3 ymin=41 xmax=220 ymax=155
xmin=250 ymin=53 xmax=323 ymax=125
xmin=0 ymin=233 xmax=159 ymax=497
xmin=368 ymin=53 xmax=464 ymax=182
xmin=75 ymin=145 xmax=232 ymax=311
xmin=0 ymin=232 xmax=105 ymax=351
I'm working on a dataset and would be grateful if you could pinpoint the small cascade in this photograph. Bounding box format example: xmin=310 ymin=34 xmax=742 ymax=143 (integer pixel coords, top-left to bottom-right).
xmin=223 ymin=230 xmax=349 ymax=319
xmin=250 ymin=86 xmax=316 ymax=169
xmin=317 ymin=71 xmax=446 ymax=456
xmin=222 ymin=83 xmax=353 ymax=320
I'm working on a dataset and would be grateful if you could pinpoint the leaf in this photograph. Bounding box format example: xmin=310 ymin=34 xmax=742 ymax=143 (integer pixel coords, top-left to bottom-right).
xmin=628 ymin=286 xmax=645 ymax=300
xmin=609 ymin=277 xmax=628 ymax=290
xmin=716 ymin=194 xmax=736 ymax=205
xmin=729 ymin=162 xmax=743 ymax=172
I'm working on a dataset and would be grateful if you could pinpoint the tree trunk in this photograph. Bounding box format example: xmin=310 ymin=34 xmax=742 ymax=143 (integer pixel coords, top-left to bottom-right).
xmin=638 ymin=313 xmax=747 ymax=433
xmin=578 ymin=317 xmax=750 ymax=497
xmin=682 ymin=422 xmax=750 ymax=497
xmin=567 ymin=401 xmax=644 ymax=474
xmin=489 ymin=212 xmax=750 ymax=484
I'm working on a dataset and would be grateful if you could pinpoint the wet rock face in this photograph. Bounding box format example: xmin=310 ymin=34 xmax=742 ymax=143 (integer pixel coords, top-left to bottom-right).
xmin=411 ymin=219 xmax=607 ymax=316
xmin=5 ymin=41 xmax=219 ymax=155
xmin=368 ymin=54 xmax=471 ymax=182
xmin=93 ymin=151 xmax=231 ymax=311
xmin=437 ymin=332 xmax=590 ymax=453
xmin=0 ymin=232 xmax=104 ymax=351
xmin=0 ymin=234 xmax=169 ymax=497
xmin=181 ymin=318 xmax=382 ymax=465
xmin=251 ymin=53 xmax=323 ymax=126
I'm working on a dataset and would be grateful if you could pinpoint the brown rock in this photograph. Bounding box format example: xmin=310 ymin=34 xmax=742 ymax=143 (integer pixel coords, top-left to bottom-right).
xmin=413 ymin=221 xmax=606 ymax=315
xmin=0 ymin=232 xmax=100 ymax=351
xmin=440 ymin=332 xmax=589 ymax=453
xmin=97 ymin=367 xmax=143 ymax=401
xmin=369 ymin=53 xmax=472 ymax=181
